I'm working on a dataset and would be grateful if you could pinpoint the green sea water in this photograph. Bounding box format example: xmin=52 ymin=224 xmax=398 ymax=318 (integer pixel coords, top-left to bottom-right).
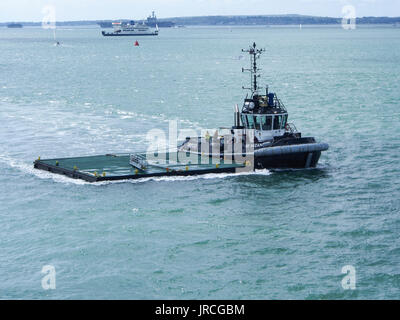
xmin=0 ymin=25 xmax=399 ymax=299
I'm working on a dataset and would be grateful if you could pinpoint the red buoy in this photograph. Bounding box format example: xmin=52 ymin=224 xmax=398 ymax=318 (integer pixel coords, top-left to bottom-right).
xmin=134 ymin=40 xmax=139 ymax=46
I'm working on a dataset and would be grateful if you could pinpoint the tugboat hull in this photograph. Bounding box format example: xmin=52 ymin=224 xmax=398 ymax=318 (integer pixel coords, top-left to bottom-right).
xmin=255 ymin=151 xmax=322 ymax=169
xmin=179 ymin=138 xmax=328 ymax=170
xmin=254 ymin=142 xmax=328 ymax=169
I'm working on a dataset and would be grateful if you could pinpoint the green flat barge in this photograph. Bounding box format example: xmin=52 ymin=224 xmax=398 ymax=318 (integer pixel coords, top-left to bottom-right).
xmin=33 ymin=153 xmax=246 ymax=183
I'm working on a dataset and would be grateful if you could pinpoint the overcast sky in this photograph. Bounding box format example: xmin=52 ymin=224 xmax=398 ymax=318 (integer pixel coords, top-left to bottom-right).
xmin=1 ymin=0 xmax=399 ymax=22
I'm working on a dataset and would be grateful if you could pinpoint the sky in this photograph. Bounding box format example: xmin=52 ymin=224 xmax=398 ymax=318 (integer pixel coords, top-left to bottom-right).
xmin=0 ymin=0 xmax=399 ymax=22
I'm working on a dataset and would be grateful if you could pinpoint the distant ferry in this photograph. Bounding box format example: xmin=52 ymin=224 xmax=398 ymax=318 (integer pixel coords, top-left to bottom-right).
xmin=101 ymin=21 xmax=158 ymax=36
xmin=7 ymin=23 xmax=23 ymax=28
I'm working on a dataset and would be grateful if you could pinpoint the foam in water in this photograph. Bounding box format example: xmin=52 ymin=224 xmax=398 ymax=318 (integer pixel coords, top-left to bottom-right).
xmin=0 ymin=155 xmax=88 ymax=185
xmin=98 ymin=169 xmax=272 ymax=186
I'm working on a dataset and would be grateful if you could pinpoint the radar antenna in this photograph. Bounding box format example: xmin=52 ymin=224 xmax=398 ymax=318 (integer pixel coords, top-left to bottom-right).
xmin=242 ymin=42 xmax=265 ymax=96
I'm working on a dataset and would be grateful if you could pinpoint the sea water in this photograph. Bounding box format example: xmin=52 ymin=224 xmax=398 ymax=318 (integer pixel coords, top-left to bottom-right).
xmin=0 ymin=25 xmax=399 ymax=299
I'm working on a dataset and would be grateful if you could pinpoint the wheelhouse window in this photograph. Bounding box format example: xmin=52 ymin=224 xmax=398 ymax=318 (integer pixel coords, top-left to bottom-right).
xmin=273 ymin=115 xmax=282 ymax=130
xmin=254 ymin=116 xmax=262 ymax=130
xmin=261 ymin=116 xmax=272 ymax=130
xmin=241 ymin=114 xmax=248 ymax=127
xmin=282 ymin=114 xmax=288 ymax=129
xmin=246 ymin=115 xmax=255 ymax=129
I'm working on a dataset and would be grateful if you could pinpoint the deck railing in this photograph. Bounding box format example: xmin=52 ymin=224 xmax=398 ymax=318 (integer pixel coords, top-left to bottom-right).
xmin=275 ymin=97 xmax=287 ymax=112
xmin=285 ymin=123 xmax=298 ymax=134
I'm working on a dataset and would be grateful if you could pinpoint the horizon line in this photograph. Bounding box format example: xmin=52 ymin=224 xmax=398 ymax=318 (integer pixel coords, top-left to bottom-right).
xmin=1 ymin=13 xmax=400 ymax=24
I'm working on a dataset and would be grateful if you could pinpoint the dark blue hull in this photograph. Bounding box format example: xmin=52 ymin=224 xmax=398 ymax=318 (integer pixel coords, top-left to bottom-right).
xmin=255 ymin=151 xmax=322 ymax=169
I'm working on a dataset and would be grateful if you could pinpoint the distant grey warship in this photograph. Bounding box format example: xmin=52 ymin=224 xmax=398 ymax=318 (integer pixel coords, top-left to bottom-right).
xmin=98 ymin=11 xmax=174 ymax=29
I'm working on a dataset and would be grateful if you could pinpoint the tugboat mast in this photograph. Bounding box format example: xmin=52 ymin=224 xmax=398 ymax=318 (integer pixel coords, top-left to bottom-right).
xmin=242 ymin=42 xmax=265 ymax=96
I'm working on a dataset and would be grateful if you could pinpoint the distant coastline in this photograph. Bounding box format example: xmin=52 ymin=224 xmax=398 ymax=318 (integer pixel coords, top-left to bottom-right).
xmin=1 ymin=14 xmax=400 ymax=27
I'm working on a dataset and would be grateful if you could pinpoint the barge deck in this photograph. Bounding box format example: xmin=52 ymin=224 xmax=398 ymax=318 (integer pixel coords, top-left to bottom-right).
xmin=33 ymin=153 xmax=246 ymax=183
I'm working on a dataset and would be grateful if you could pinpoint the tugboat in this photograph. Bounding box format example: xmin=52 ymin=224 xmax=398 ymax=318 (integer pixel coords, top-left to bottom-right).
xmin=33 ymin=43 xmax=329 ymax=182
xmin=102 ymin=21 xmax=158 ymax=37
xmin=179 ymin=42 xmax=329 ymax=169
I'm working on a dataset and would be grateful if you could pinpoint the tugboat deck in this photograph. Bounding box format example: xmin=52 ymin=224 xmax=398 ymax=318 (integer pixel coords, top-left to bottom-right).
xmin=34 ymin=153 xmax=245 ymax=183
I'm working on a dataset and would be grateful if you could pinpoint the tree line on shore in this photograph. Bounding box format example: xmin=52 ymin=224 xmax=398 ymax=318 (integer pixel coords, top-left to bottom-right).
xmin=1 ymin=15 xmax=400 ymax=27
